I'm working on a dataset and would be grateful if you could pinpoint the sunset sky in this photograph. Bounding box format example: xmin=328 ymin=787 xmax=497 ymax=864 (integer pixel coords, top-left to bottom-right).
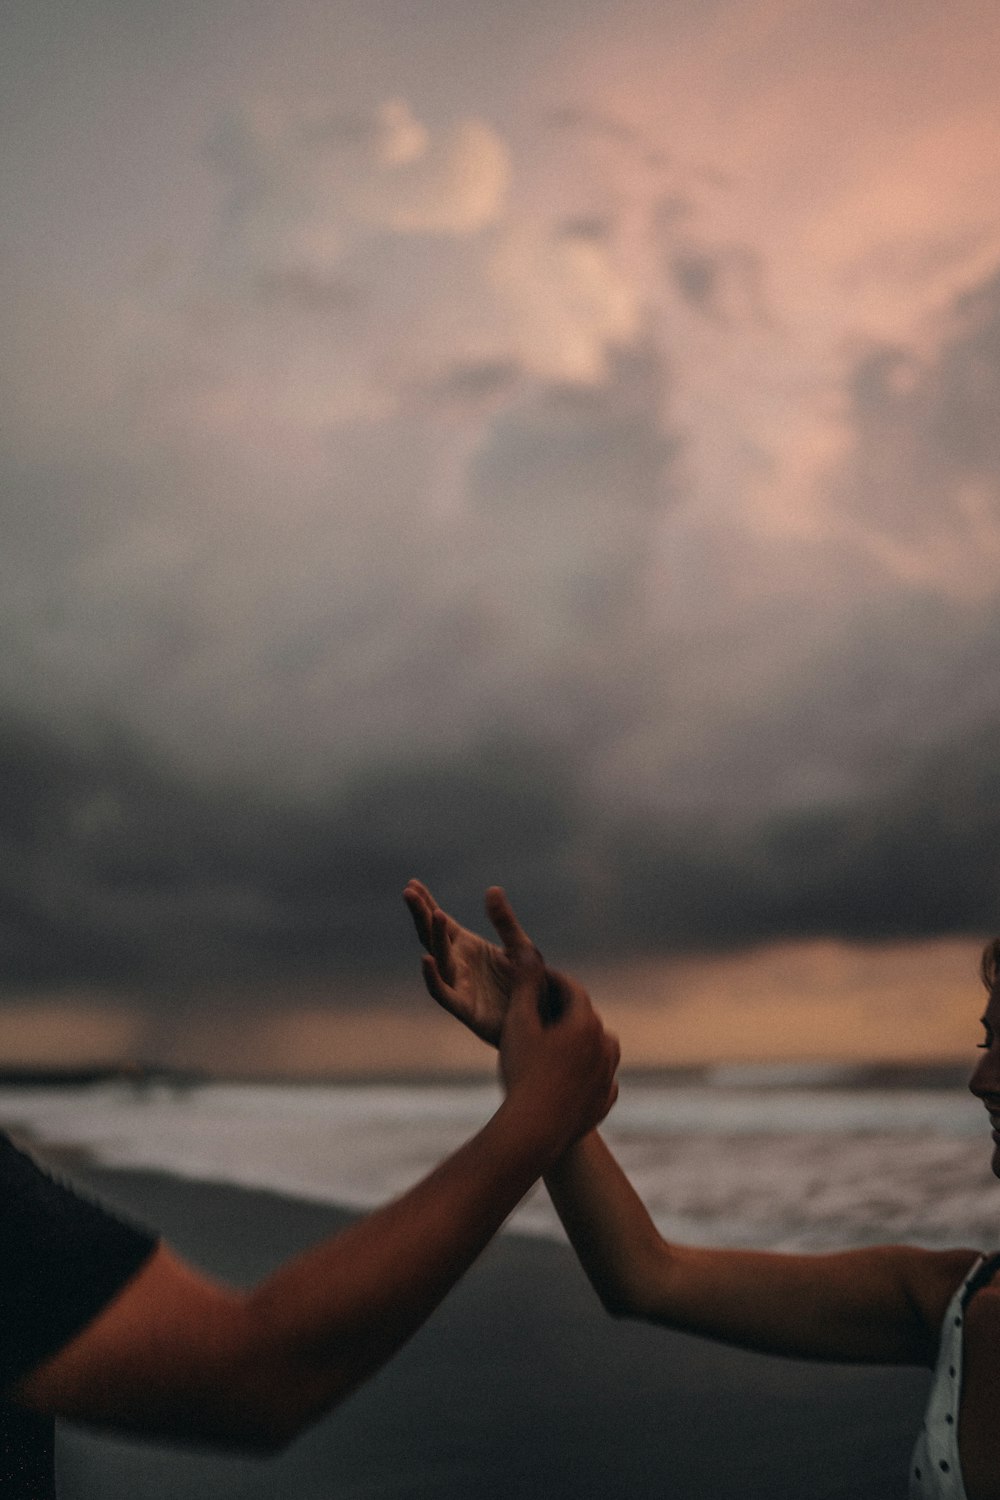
xmin=3 ymin=0 xmax=1000 ymax=1068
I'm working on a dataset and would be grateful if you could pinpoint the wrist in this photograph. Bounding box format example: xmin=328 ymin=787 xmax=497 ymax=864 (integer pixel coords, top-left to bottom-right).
xmin=494 ymin=1087 xmax=573 ymax=1171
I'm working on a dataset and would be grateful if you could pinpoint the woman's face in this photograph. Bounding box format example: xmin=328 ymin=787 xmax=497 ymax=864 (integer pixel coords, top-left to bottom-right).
xmin=969 ymin=986 xmax=1000 ymax=1178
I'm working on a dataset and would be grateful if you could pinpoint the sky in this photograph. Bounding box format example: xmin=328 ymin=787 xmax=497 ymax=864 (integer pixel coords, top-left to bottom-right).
xmin=3 ymin=0 xmax=1000 ymax=1067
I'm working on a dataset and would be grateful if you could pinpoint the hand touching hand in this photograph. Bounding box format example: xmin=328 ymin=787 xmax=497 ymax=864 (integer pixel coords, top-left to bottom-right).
xmin=490 ymin=889 xmax=620 ymax=1157
xmin=404 ymin=879 xmax=515 ymax=1045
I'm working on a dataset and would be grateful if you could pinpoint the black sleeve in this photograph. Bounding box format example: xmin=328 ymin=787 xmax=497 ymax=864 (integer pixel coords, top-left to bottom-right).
xmin=0 ymin=1133 xmax=157 ymax=1388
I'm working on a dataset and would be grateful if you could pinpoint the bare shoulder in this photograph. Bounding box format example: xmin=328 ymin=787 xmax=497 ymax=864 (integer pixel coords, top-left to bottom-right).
xmin=962 ymin=1276 xmax=1000 ymax=1356
xmin=959 ymin=1281 xmax=1000 ymax=1500
xmin=898 ymin=1247 xmax=982 ymax=1349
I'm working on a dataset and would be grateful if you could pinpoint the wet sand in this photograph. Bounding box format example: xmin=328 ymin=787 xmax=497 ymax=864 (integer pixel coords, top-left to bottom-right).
xmin=56 ymin=1166 xmax=930 ymax=1498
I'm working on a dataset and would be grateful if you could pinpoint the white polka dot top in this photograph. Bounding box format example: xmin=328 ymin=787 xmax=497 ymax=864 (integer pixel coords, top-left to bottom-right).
xmin=909 ymin=1253 xmax=1000 ymax=1500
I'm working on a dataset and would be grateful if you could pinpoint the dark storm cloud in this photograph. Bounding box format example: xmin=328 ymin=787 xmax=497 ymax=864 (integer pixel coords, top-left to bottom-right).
xmin=543 ymin=105 xmax=647 ymax=150
xmin=839 ymin=226 xmax=998 ymax=295
xmin=8 ymin=0 xmax=1000 ymax=1005
xmin=464 ymin=339 xmax=678 ymax=674
xmin=555 ymin=215 xmax=613 ymax=244
xmin=7 ymin=284 xmax=1000 ymax=993
xmin=831 ymin=262 xmax=1000 ymax=548
xmin=650 ymin=179 xmax=772 ymax=327
xmin=621 ymin=255 xmax=1000 ymax=948
xmin=669 ymin=251 xmax=720 ymax=316
xmin=585 ymin=706 xmax=1000 ymax=958
xmin=755 ymin=723 xmax=1000 ymax=942
xmin=667 ymin=245 xmax=771 ymax=326
xmin=4 ymin=302 xmax=1000 ymax=991
xmin=420 ymin=358 xmax=524 ymax=408
xmin=254 ymin=269 xmax=365 ymax=317
xmin=7 ymin=692 xmax=1000 ymax=996
xmin=654 ymin=195 xmax=697 ymax=229
xmin=0 ymin=710 xmax=594 ymax=989
xmin=469 ymin=344 xmax=674 ymax=524
xmin=680 ymin=253 xmax=1000 ymax=826
xmin=0 ymin=331 xmax=690 ymax=991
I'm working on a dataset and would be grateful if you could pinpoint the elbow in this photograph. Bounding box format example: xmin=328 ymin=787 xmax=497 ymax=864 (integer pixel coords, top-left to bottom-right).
xmin=596 ymin=1282 xmax=651 ymax=1322
xmin=214 ymin=1379 xmax=343 ymax=1456
xmin=178 ymin=1388 xmax=309 ymax=1457
xmin=259 ymin=1374 xmax=355 ymax=1454
xmin=586 ymin=1266 xmax=655 ymax=1321
xmin=599 ymin=1291 xmax=640 ymax=1321
xmin=232 ymin=1360 xmax=359 ymax=1455
xmin=211 ymin=1305 xmax=354 ymax=1456
xmin=218 ymin=1421 xmax=293 ymax=1459
xmin=236 ymin=1398 xmax=309 ymax=1457
xmin=248 ymin=1410 xmax=310 ymax=1458
xmin=591 ymin=1244 xmax=671 ymax=1324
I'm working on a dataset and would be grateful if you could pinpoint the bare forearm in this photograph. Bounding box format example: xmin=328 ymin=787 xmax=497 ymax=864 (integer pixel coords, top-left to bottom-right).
xmin=544 ymin=1131 xmax=667 ymax=1316
xmin=545 ymin=1132 xmax=970 ymax=1365
xmin=16 ymin=1108 xmax=559 ymax=1453
xmin=245 ymin=1098 xmax=559 ymax=1432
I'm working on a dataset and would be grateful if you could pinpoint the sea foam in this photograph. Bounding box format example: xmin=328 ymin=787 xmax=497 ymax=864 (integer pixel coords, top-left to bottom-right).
xmin=0 ymin=1075 xmax=995 ymax=1252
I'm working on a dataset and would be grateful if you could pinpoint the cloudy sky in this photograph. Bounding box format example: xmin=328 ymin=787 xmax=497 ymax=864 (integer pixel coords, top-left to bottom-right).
xmin=4 ymin=0 xmax=1000 ymax=1061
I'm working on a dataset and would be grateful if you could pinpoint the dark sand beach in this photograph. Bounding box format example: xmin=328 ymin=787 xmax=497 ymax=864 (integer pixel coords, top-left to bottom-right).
xmin=55 ymin=1165 xmax=931 ymax=1499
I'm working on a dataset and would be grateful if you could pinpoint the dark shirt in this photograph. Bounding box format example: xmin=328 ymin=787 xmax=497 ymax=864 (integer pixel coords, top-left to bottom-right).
xmin=0 ymin=1132 xmax=157 ymax=1499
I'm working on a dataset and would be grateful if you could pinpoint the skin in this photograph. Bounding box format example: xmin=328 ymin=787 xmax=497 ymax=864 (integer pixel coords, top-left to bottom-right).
xmin=405 ymin=878 xmax=1000 ymax=1500
xmin=10 ymin=909 xmax=619 ymax=1452
xmin=960 ymin=984 xmax=1000 ymax=1500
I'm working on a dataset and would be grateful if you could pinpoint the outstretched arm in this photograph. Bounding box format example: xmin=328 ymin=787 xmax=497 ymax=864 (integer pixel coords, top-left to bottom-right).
xmin=13 ymin=924 xmax=619 ymax=1451
xmin=545 ymin=1127 xmax=975 ymax=1367
xmin=405 ymin=880 xmax=978 ymax=1368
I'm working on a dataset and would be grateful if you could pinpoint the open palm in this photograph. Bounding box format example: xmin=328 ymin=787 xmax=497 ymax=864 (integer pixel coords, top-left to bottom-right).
xmin=403 ymin=879 xmax=516 ymax=1046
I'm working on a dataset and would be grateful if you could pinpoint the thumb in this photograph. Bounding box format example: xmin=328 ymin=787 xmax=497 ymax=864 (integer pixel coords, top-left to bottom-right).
xmin=503 ymin=942 xmax=547 ymax=1035
xmin=485 ymin=886 xmax=536 ymax=961
xmin=539 ymin=967 xmax=576 ymax=1026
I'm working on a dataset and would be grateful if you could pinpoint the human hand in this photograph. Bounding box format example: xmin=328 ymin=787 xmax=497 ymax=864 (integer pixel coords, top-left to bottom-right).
xmin=489 ymin=889 xmax=620 ymax=1157
xmin=404 ymin=879 xmax=516 ymax=1045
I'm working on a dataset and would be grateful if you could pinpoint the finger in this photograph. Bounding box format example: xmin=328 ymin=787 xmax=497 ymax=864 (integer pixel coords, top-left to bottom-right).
xmin=410 ymin=879 xmax=441 ymax=920
xmin=542 ymin=967 xmax=589 ymax=1025
xmin=484 ymin=886 xmax=539 ymax=963
xmin=539 ymin=969 xmax=570 ymax=1025
xmin=403 ymin=883 xmax=434 ymax=951
xmin=403 ymin=879 xmax=437 ymax=937
xmin=420 ymin=954 xmax=465 ymax=1018
xmin=503 ymin=951 xmax=548 ymax=1037
xmin=430 ymin=909 xmax=458 ymax=987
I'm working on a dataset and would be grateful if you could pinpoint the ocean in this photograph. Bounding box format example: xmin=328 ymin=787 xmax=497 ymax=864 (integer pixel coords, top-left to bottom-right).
xmin=1 ymin=1065 xmax=997 ymax=1254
